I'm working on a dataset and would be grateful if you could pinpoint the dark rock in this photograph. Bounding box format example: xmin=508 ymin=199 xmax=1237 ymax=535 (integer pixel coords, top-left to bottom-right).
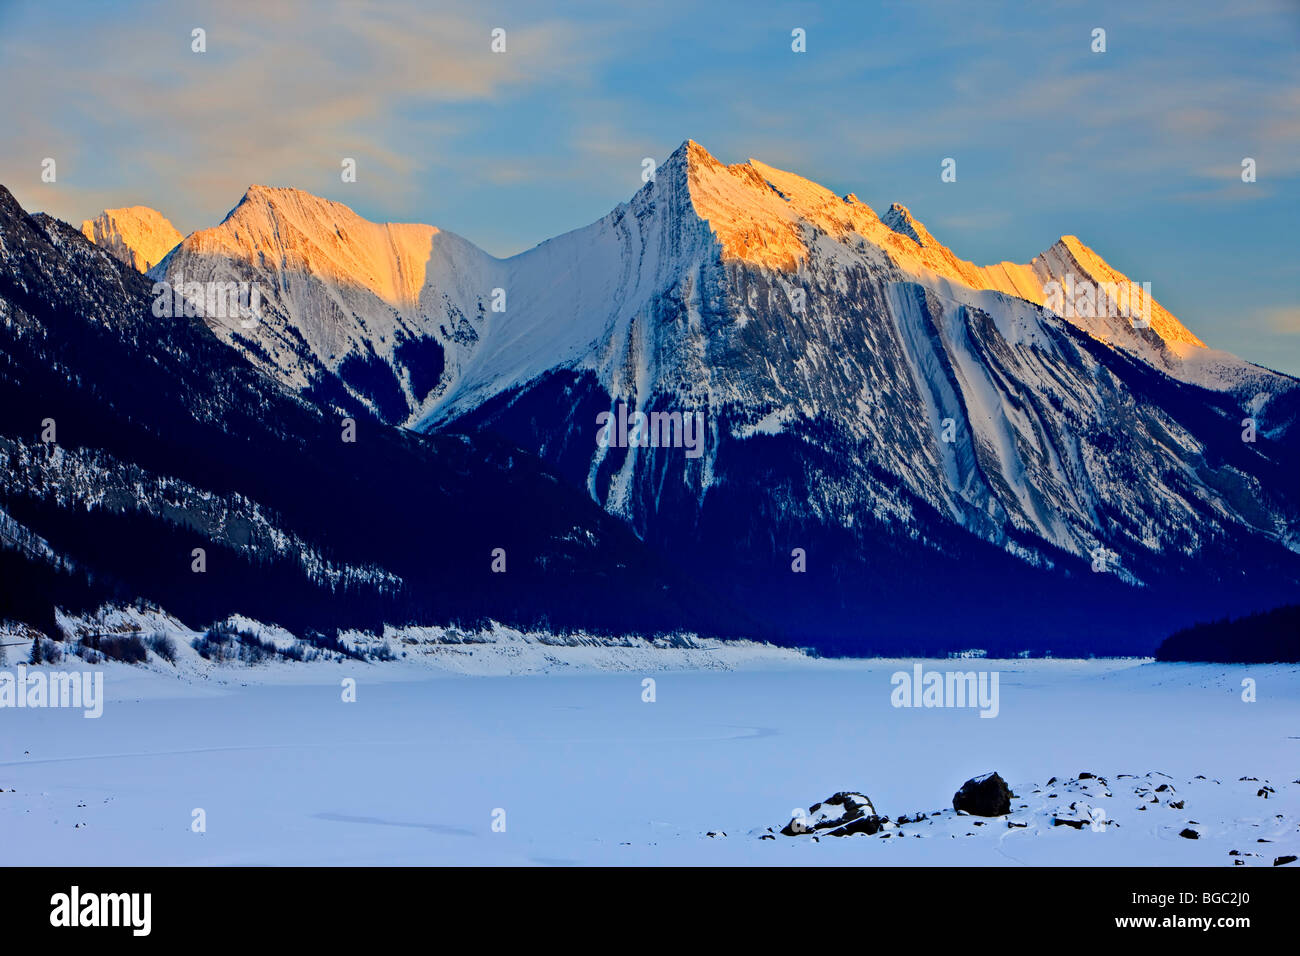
xmin=1052 ymin=818 xmax=1087 ymax=829
xmin=1275 ymin=855 xmax=1297 ymax=866
xmin=1179 ymin=828 xmax=1199 ymax=839
xmin=824 ymin=814 xmax=882 ymax=838
xmin=953 ymin=772 xmax=1013 ymax=816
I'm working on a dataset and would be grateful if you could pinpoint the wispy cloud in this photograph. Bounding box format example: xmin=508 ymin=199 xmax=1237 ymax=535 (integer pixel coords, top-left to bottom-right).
xmin=1259 ymin=306 xmax=1300 ymax=334
xmin=0 ymin=0 xmax=613 ymax=229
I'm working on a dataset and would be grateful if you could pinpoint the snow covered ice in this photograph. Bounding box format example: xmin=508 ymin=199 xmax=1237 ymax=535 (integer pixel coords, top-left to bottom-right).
xmin=2 ymin=639 xmax=1296 ymax=866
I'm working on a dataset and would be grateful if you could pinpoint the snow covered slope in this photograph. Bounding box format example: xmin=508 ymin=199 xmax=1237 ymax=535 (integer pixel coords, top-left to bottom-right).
xmin=80 ymin=206 xmax=182 ymax=273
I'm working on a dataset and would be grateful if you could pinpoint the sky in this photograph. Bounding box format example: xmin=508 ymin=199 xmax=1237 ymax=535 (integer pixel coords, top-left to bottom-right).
xmin=1 ymin=0 xmax=1297 ymax=372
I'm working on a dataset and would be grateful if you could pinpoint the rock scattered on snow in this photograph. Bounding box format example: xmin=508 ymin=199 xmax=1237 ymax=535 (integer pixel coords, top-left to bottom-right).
xmin=770 ymin=770 xmax=1300 ymax=863
xmin=781 ymin=792 xmax=882 ymax=837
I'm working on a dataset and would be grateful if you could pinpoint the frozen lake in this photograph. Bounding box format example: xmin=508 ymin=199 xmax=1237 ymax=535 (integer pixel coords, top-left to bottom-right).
xmin=2 ymin=657 xmax=1297 ymax=866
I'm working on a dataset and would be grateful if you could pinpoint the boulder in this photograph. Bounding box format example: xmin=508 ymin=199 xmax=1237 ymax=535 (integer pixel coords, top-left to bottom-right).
xmin=782 ymin=791 xmax=881 ymax=837
xmin=953 ymin=772 xmax=1013 ymax=817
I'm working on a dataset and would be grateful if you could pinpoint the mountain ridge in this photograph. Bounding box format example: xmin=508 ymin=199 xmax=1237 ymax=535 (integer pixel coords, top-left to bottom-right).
xmin=83 ymin=140 xmax=1288 ymax=414
xmin=53 ymin=141 xmax=1300 ymax=652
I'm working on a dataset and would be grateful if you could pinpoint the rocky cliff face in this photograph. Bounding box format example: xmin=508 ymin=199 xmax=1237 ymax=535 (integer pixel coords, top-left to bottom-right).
xmin=80 ymin=205 xmax=183 ymax=273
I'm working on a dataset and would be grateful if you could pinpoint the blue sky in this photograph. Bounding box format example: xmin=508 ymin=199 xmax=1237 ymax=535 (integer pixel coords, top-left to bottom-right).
xmin=1 ymin=0 xmax=1297 ymax=371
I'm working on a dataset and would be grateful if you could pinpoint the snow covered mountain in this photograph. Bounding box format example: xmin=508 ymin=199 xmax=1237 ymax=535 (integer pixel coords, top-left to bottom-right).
xmin=80 ymin=205 xmax=182 ymax=273
xmin=423 ymin=143 xmax=1294 ymax=415
xmin=420 ymin=141 xmax=1300 ymax=651
xmin=81 ymin=142 xmax=1300 ymax=652
xmin=153 ymin=186 xmax=495 ymax=425
xmin=0 ymin=185 xmax=752 ymax=644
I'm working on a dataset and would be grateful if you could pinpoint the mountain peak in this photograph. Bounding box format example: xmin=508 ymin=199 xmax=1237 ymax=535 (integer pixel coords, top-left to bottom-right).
xmin=658 ymin=139 xmax=718 ymax=176
xmin=235 ymin=183 xmax=286 ymax=207
xmin=678 ymin=154 xmax=1240 ymax=394
xmin=80 ymin=205 xmax=182 ymax=273
xmin=659 ymin=148 xmax=1215 ymax=367
xmin=178 ymin=185 xmax=441 ymax=309
xmin=882 ymin=202 xmax=940 ymax=249
xmin=671 ymin=137 xmax=715 ymax=161
xmin=659 ymin=144 xmax=883 ymax=271
xmin=223 ymin=184 xmax=359 ymax=225
xmin=1031 ymin=233 xmax=1207 ymax=351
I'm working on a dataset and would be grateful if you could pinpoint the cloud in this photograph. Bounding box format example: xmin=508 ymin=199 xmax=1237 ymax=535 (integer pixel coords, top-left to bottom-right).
xmin=1259 ymin=306 xmax=1300 ymax=334
xmin=0 ymin=0 xmax=613 ymax=230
